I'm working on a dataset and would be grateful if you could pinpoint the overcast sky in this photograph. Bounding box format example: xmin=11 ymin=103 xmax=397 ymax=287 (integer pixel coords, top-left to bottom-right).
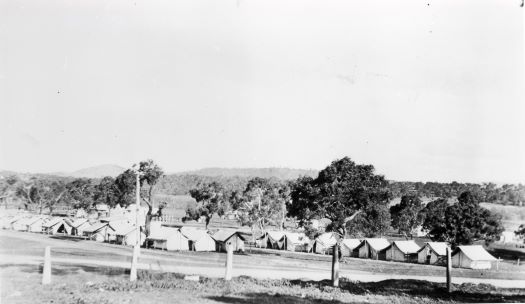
xmin=0 ymin=0 xmax=523 ymax=183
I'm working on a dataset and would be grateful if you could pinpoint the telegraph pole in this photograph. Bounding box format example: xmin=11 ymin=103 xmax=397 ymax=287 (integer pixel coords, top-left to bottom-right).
xmin=130 ymin=165 xmax=142 ymax=282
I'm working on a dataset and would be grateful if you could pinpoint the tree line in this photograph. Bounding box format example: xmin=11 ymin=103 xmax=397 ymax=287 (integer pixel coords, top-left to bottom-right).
xmin=188 ymin=157 xmax=505 ymax=247
xmin=0 ymin=157 xmax=509 ymax=246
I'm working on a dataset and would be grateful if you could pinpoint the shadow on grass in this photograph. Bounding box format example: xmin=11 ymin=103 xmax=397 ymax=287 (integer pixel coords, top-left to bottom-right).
xmin=207 ymin=293 xmax=349 ymax=304
xmin=488 ymin=247 xmax=525 ymax=260
xmin=0 ymin=263 xmax=129 ymax=277
xmin=49 ymin=235 xmax=85 ymax=242
xmin=286 ymin=278 xmax=525 ymax=303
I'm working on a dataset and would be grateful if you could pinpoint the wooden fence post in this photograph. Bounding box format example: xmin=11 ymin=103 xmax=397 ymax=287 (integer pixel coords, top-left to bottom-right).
xmin=225 ymin=242 xmax=233 ymax=280
xmin=42 ymin=246 xmax=51 ymax=285
xmin=332 ymin=243 xmax=340 ymax=287
xmin=446 ymin=247 xmax=452 ymax=293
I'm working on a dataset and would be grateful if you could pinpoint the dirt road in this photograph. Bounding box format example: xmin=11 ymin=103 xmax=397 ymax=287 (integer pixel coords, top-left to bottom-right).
xmin=1 ymin=230 xmax=524 ymax=288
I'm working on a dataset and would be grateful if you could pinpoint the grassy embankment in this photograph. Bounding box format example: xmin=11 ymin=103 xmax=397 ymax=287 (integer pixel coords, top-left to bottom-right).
xmin=2 ymin=263 xmax=525 ymax=304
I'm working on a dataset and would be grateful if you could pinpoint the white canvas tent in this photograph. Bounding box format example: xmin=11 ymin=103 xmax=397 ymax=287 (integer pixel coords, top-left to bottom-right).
xmin=283 ymin=232 xmax=310 ymax=252
xmin=417 ymin=242 xmax=448 ymax=265
xmin=42 ymin=218 xmax=72 ymax=235
xmin=12 ymin=217 xmax=32 ymax=231
xmin=452 ymin=245 xmax=496 ymax=270
xmin=384 ymin=240 xmax=421 ymax=262
xmin=257 ymin=231 xmax=286 ymax=249
xmin=26 ymin=216 xmax=46 ymax=232
xmin=148 ymin=227 xmax=189 ymax=251
xmin=180 ymin=227 xmax=215 ymax=251
xmin=341 ymin=239 xmax=361 ymax=257
xmin=356 ymin=238 xmax=390 ymax=259
xmin=311 ymin=232 xmax=338 ymax=254
xmin=70 ymin=218 xmax=91 ymax=236
xmin=83 ymin=222 xmax=113 ymax=242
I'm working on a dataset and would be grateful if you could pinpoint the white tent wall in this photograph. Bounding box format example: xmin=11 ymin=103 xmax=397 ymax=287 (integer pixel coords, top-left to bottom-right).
xmin=73 ymin=222 xmax=91 ymax=236
xmin=27 ymin=218 xmax=44 ymax=233
xmin=193 ymin=235 xmax=215 ymax=251
xmin=165 ymin=230 xmax=189 ymax=251
xmin=385 ymin=244 xmax=405 ymax=261
xmin=417 ymin=247 xmax=442 ymax=265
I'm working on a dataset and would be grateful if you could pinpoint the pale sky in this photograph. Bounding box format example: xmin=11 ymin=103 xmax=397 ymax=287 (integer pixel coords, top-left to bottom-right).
xmin=0 ymin=0 xmax=524 ymax=183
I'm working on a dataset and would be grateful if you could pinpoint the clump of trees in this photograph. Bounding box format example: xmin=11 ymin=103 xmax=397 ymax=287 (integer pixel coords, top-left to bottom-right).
xmin=421 ymin=192 xmax=504 ymax=246
xmin=187 ymin=177 xmax=290 ymax=231
xmin=5 ymin=159 xmax=165 ymax=236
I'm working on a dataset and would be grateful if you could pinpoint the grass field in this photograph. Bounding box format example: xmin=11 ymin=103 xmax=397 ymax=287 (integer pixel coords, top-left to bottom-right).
xmin=2 ymin=263 xmax=525 ymax=304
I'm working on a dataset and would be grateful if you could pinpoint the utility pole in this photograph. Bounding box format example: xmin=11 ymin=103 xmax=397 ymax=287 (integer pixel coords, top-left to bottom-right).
xmin=446 ymin=247 xmax=452 ymax=293
xmin=130 ymin=165 xmax=142 ymax=282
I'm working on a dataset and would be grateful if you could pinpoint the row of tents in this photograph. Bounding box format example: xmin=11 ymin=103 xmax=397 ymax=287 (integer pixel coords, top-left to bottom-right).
xmin=258 ymin=231 xmax=498 ymax=270
xmin=0 ymin=213 xmax=247 ymax=253
xmin=1 ymin=214 xmax=498 ymax=269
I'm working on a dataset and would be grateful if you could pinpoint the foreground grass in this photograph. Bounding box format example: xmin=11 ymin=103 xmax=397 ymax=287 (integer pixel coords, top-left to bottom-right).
xmin=2 ymin=264 xmax=524 ymax=304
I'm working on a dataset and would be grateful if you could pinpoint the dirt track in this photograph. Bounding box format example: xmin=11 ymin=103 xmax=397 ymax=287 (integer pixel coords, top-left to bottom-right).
xmin=1 ymin=230 xmax=524 ymax=288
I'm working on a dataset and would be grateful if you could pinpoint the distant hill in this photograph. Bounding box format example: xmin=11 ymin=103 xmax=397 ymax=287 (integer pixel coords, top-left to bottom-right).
xmin=68 ymin=164 xmax=126 ymax=178
xmin=177 ymin=167 xmax=318 ymax=180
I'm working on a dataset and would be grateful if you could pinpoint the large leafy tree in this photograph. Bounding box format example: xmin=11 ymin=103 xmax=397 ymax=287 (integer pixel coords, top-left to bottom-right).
xmin=138 ymin=160 xmax=164 ymax=236
xmin=346 ymin=200 xmax=391 ymax=238
xmin=66 ymin=178 xmax=96 ymax=211
xmin=421 ymin=198 xmax=449 ymax=240
xmin=15 ymin=178 xmax=67 ymax=214
xmin=289 ymin=157 xmax=391 ymax=237
xmin=112 ymin=160 xmax=164 ymax=236
xmin=188 ymin=181 xmax=229 ymax=227
xmin=93 ymin=176 xmax=119 ymax=207
xmin=390 ymin=194 xmax=424 ymax=237
xmin=422 ymin=192 xmax=504 ymax=246
xmin=238 ymin=177 xmax=289 ymax=231
xmin=114 ymin=169 xmax=137 ymax=207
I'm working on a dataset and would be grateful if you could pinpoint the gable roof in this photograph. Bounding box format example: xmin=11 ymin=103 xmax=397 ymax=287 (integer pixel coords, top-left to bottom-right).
xmin=453 ymin=245 xmax=497 ymax=261
xmin=110 ymin=222 xmax=135 ymax=235
xmin=390 ymin=240 xmax=421 ymax=254
xmin=71 ymin=218 xmax=89 ymax=228
xmin=284 ymin=232 xmax=309 ymax=244
xmin=342 ymin=239 xmax=361 ymax=250
xmin=359 ymin=238 xmax=390 ymax=251
xmin=83 ymin=222 xmax=108 ymax=233
xmin=315 ymin=232 xmax=338 ymax=247
xmin=266 ymin=231 xmax=285 ymax=241
xmin=180 ymin=227 xmax=212 ymax=242
xmin=211 ymin=230 xmax=245 ymax=242
xmin=42 ymin=217 xmax=64 ymax=228
xmin=419 ymin=242 xmax=448 ymax=256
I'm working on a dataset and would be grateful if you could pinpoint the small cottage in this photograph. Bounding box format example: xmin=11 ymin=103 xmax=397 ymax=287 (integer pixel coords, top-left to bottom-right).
xmin=148 ymin=227 xmax=189 ymax=251
xmin=211 ymin=230 xmax=246 ymax=252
